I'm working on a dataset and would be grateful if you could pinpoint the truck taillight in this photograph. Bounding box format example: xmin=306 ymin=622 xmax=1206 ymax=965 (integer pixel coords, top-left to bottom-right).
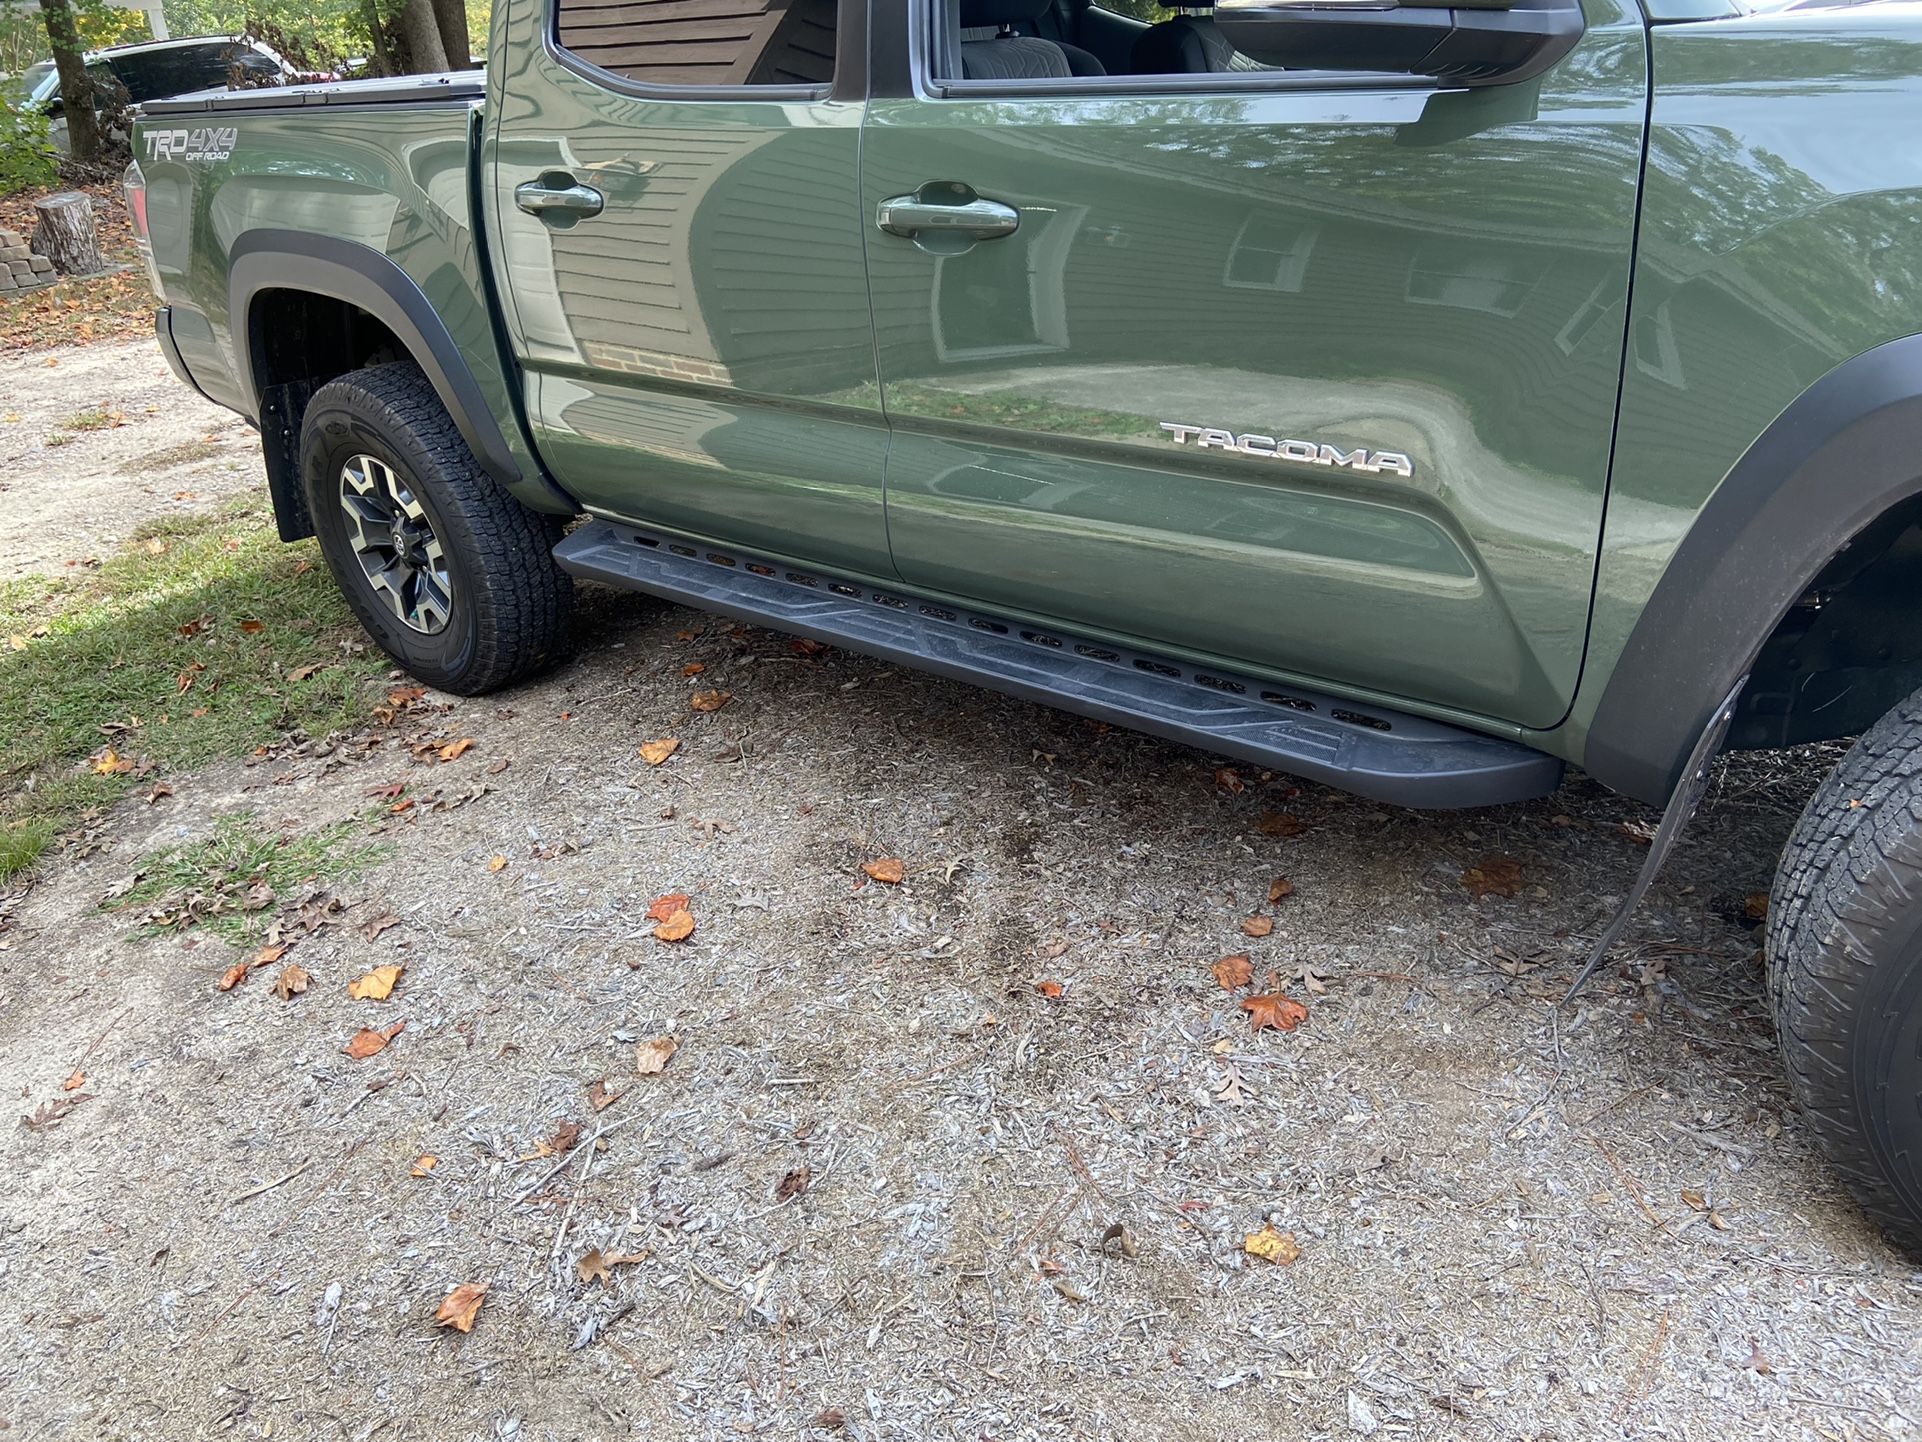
xmin=122 ymin=160 xmax=163 ymax=297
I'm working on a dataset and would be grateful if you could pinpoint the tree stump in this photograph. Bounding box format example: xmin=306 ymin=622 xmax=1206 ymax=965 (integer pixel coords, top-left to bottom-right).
xmin=31 ymin=192 xmax=105 ymax=277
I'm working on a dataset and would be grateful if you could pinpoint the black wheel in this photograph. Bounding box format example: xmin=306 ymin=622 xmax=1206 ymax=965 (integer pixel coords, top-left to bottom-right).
xmin=1770 ymin=692 xmax=1922 ymax=1256
xmin=300 ymin=363 xmax=572 ymax=695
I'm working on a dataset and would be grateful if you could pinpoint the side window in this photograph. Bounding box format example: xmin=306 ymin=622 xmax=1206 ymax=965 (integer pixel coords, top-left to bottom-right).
xmin=553 ymin=0 xmax=837 ymax=87
xmin=935 ymin=0 xmax=1274 ymax=84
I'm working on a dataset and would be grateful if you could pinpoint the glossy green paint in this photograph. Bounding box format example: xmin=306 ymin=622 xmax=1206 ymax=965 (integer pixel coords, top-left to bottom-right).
xmin=864 ymin=0 xmax=1648 ymax=731
xmin=1557 ymin=3 xmax=1922 ymax=759
xmin=483 ymin=0 xmax=891 ymax=578
xmin=134 ymin=100 xmax=550 ymax=498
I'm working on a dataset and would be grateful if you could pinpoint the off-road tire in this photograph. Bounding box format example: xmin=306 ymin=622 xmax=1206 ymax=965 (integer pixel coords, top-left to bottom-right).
xmin=1769 ymin=692 xmax=1922 ymax=1256
xmin=300 ymin=363 xmax=571 ymax=695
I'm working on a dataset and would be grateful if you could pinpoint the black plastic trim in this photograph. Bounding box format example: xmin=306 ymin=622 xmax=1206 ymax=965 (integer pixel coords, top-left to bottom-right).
xmin=140 ymin=73 xmax=485 ymax=114
xmin=1587 ymin=333 xmax=1922 ymax=805
xmin=558 ymin=519 xmax=1564 ymax=808
xmin=226 ymin=230 xmax=522 ymax=488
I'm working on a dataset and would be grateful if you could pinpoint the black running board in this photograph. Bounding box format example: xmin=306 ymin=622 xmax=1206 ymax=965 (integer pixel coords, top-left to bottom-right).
xmin=554 ymin=520 xmax=1563 ymax=809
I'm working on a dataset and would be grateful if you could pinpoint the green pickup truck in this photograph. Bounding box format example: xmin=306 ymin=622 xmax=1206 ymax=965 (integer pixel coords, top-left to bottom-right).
xmin=128 ymin=0 xmax=1922 ymax=1248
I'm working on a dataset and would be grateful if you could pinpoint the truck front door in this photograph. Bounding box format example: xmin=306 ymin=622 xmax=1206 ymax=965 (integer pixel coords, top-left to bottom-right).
xmin=486 ymin=0 xmax=890 ymax=578
xmin=861 ymin=0 xmax=1649 ymax=729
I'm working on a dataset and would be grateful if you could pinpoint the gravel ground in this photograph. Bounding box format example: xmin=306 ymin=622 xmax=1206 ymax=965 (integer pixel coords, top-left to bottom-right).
xmin=2 ymin=341 xmax=1920 ymax=1442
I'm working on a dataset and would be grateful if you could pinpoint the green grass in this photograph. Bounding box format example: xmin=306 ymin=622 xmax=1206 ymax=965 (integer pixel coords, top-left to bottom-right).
xmin=60 ymin=405 xmax=118 ymax=433
xmin=112 ymin=811 xmax=388 ymax=945
xmin=0 ymin=499 xmax=392 ymax=881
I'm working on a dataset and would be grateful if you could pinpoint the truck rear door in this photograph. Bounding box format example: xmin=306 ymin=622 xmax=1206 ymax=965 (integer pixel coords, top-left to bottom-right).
xmin=859 ymin=0 xmax=1650 ymax=730
xmin=484 ymin=0 xmax=889 ymax=578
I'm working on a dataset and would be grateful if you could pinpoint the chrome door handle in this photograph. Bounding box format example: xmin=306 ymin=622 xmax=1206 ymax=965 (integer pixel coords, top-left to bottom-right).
xmin=514 ymin=172 xmax=604 ymax=223
xmin=877 ymin=193 xmax=1020 ymax=241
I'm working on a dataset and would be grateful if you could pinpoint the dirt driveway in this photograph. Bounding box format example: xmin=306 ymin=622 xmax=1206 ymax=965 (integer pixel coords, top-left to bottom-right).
xmin=2 ymin=341 xmax=1919 ymax=1442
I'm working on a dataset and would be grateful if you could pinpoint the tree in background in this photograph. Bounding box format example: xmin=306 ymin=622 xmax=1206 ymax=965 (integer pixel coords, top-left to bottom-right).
xmin=159 ymin=0 xmax=485 ymax=73
xmin=35 ymin=0 xmax=100 ymax=161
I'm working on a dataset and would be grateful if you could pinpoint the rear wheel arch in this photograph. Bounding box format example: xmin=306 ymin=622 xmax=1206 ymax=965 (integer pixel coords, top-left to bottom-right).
xmin=1585 ymin=332 xmax=1922 ymax=804
xmin=226 ymin=231 xmax=572 ymax=539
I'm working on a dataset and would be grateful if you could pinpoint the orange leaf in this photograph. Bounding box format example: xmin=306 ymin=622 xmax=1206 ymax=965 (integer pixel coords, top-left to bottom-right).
xmin=1461 ymin=856 xmax=1523 ymax=899
xmin=434 ymin=1281 xmax=487 ymax=1332
xmin=486 ymin=855 xmax=508 ymax=873
xmin=646 ymin=892 xmax=691 ymax=922
xmin=1244 ymin=1223 xmax=1301 ymax=1265
xmin=410 ymin=1154 xmax=439 ymax=1177
xmin=1241 ymin=993 xmax=1308 ymax=1033
xmin=861 ymin=858 xmax=905 ymax=885
xmin=237 ymin=619 xmax=265 ymax=634
xmin=635 ymin=1036 xmax=677 ymax=1074
xmin=62 ymin=1070 xmax=85 ymax=1092
xmin=1254 ymin=812 xmax=1306 ymax=838
xmin=681 ymin=662 xmax=706 ymax=676
xmin=347 ymin=964 xmax=404 ymax=1001
xmin=346 ymin=1021 xmax=406 ymax=1059
xmin=587 ymin=1078 xmax=624 ymax=1111
xmin=639 ymin=738 xmax=680 ymax=766
xmin=273 ymin=963 xmax=310 ymax=1000
xmin=1211 ymin=954 xmax=1253 ymax=990
xmin=1267 ymin=877 xmax=1294 ymax=905
xmin=439 ymin=738 xmax=476 ymax=762
xmin=1036 ymin=980 xmax=1064 ymax=999
xmin=690 ymin=689 xmax=732 ymax=713
xmin=216 ymin=962 xmax=249 ymax=992
xmin=251 ymin=942 xmax=289 ymax=969
xmin=654 ymin=908 xmax=695 ymax=942
xmin=1241 ymin=915 xmax=1274 ymax=938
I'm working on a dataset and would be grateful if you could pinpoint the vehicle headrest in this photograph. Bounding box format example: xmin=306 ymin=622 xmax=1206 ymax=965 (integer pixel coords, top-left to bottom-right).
xmin=959 ymin=0 xmax=1054 ymax=29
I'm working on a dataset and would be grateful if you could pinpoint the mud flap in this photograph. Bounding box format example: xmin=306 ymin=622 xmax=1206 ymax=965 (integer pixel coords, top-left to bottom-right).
xmin=1561 ymin=677 xmax=1748 ymax=1004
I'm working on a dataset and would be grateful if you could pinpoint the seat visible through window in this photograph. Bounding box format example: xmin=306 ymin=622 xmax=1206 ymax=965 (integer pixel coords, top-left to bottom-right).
xmin=956 ymin=0 xmax=1105 ymax=80
xmin=1131 ymin=1 xmax=1266 ymax=73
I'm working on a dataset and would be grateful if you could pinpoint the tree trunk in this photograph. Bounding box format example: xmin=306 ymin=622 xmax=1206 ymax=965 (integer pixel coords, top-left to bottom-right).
xmin=395 ymin=0 xmax=450 ymax=73
xmin=31 ymin=191 xmax=104 ymax=276
xmin=36 ymin=0 xmax=100 ymax=163
xmin=430 ymin=0 xmax=472 ymax=69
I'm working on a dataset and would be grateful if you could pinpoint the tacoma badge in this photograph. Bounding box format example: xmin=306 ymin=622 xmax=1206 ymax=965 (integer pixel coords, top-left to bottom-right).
xmin=1159 ymin=422 xmax=1413 ymax=479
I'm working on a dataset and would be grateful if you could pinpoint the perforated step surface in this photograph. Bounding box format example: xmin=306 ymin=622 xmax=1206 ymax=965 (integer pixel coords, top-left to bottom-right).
xmin=555 ymin=520 xmax=1562 ymax=808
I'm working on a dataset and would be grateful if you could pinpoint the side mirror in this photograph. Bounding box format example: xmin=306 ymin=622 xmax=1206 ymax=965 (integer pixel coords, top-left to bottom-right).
xmin=1215 ymin=0 xmax=1583 ymax=87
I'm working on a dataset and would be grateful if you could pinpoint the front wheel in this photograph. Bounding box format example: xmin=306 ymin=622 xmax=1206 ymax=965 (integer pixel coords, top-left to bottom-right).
xmin=300 ymin=363 xmax=572 ymax=695
xmin=1770 ymin=693 xmax=1922 ymax=1257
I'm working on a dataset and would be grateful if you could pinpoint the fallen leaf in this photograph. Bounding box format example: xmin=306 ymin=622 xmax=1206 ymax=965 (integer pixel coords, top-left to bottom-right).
xmin=1214 ymin=766 xmax=1245 ymax=794
xmin=410 ymin=1154 xmax=439 ymax=1177
xmin=288 ymin=662 xmax=325 ymax=682
xmin=635 ymin=1036 xmax=678 ymax=1074
xmin=216 ymin=962 xmax=248 ymax=992
xmin=776 ymin=1165 xmax=811 ymax=1202
xmin=1244 ymin=1223 xmax=1302 ymax=1265
xmin=1036 ymin=980 xmax=1065 ymax=999
xmin=1242 ymin=993 xmax=1309 ymax=1033
xmin=1461 ymin=856 xmax=1524 ymax=899
xmin=237 ymin=619 xmax=265 ymax=634
xmin=273 ymin=963 xmax=310 ymax=1000
xmin=1211 ymin=954 xmax=1254 ymax=990
xmin=434 ymin=1281 xmax=486 ymax=1332
xmin=1267 ymin=877 xmax=1294 ymax=905
xmin=681 ymin=662 xmax=706 ymax=676
xmin=577 ymin=1248 xmax=612 ymax=1286
xmin=1743 ymin=890 xmax=1769 ymax=923
xmin=438 ymin=738 xmax=475 ymax=762
xmin=62 ymin=1070 xmax=85 ymax=1092
xmin=861 ymin=858 xmax=905 ymax=885
xmin=146 ymin=781 xmax=173 ymax=804
xmin=251 ymin=942 xmax=289 ymax=969
xmin=347 ymin=964 xmax=404 ymax=1001
xmin=541 ymin=1119 xmax=583 ymax=1156
xmin=587 ymin=1078 xmax=623 ymax=1111
xmin=644 ymin=891 xmax=691 ymax=923
xmin=1745 ymin=1338 xmax=1773 ymax=1375
xmin=1215 ymin=1065 xmax=1253 ymax=1107
xmin=790 ymin=638 xmax=827 ymax=657
xmin=1240 ymin=914 xmax=1274 ymax=938
xmin=91 ymin=747 xmax=134 ymax=775
xmin=654 ymin=909 xmax=695 ymax=942
xmin=639 ymin=738 xmax=680 ymax=766
xmin=815 ymin=1408 xmax=846 ymax=1430
xmin=360 ymin=912 xmax=401 ymax=942
xmin=346 ymin=1021 xmax=405 ymax=1059
xmin=1255 ymin=811 xmax=1307 ymax=838
xmin=689 ymin=689 xmax=732 ymax=712
xmin=486 ymin=855 xmax=508 ymax=873
xmin=1620 ymin=818 xmax=1658 ymax=846
xmin=388 ymin=686 xmax=426 ymax=707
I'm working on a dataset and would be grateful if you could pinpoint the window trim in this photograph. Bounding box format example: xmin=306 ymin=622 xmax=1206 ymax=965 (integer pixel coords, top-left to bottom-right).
xmin=906 ymin=0 xmax=1437 ymax=100
xmin=542 ymin=0 xmax=840 ymax=103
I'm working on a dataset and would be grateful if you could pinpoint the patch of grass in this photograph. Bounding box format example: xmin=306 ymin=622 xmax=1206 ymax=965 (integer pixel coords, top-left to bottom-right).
xmin=136 ymin=439 xmax=221 ymax=471
xmin=0 ymin=499 xmax=391 ymax=880
xmin=113 ymin=811 xmax=388 ymax=945
xmin=0 ymin=818 xmax=52 ymax=878
xmin=60 ymin=405 xmax=119 ymax=433
xmin=45 ymin=432 xmax=75 ymax=449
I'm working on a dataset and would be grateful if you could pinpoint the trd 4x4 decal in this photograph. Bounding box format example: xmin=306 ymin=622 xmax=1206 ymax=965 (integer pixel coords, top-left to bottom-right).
xmin=144 ymin=127 xmax=239 ymax=163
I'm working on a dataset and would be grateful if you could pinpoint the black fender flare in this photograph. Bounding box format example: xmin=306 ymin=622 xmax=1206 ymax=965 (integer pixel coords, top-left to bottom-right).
xmin=1586 ymin=332 xmax=1922 ymax=805
xmin=227 ymin=229 xmax=522 ymax=487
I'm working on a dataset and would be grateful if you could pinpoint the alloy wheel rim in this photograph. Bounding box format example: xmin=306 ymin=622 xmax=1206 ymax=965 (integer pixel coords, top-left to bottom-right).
xmin=337 ymin=454 xmax=453 ymax=635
